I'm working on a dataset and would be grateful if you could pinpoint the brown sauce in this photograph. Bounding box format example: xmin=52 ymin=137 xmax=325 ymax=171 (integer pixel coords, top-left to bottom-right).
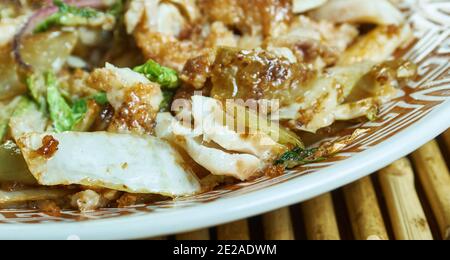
xmin=36 ymin=135 xmax=59 ymax=159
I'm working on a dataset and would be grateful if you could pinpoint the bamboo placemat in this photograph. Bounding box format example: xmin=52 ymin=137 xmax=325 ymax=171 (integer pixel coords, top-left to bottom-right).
xmin=155 ymin=129 xmax=450 ymax=240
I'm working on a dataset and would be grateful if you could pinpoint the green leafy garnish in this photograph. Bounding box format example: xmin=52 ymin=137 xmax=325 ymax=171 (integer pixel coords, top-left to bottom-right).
xmin=34 ymin=0 xmax=103 ymax=33
xmin=46 ymin=72 xmax=87 ymax=132
xmin=54 ymin=0 xmax=99 ymax=18
xmin=133 ymin=60 xmax=181 ymax=111
xmin=75 ymin=92 xmax=108 ymax=111
xmin=26 ymin=74 xmax=47 ymax=112
xmin=275 ymin=147 xmax=324 ymax=169
xmin=133 ymin=60 xmax=180 ymax=89
xmin=90 ymin=92 xmax=108 ymax=105
xmin=72 ymin=99 xmax=88 ymax=116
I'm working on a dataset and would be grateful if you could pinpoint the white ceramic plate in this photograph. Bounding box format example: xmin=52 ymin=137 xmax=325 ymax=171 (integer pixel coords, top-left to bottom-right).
xmin=0 ymin=0 xmax=449 ymax=239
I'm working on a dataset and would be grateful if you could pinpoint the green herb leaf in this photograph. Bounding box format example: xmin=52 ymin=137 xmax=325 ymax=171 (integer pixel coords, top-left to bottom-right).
xmin=90 ymin=92 xmax=108 ymax=105
xmin=71 ymin=99 xmax=88 ymax=121
xmin=34 ymin=0 xmax=103 ymax=33
xmin=275 ymin=147 xmax=324 ymax=169
xmin=46 ymin=72 xmax=87 ymax=132
xmin=34 ymin=13 xmax=62 ymax=33
xmin=53 ymin=0 xmax=98 ymax=18
xmin=133 ymin=60 xmax=180 ymax=89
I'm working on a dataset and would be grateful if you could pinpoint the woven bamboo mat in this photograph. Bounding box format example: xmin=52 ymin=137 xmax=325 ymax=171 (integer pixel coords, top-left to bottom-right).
xmin=153 ymin=129 xmax=450 ymax=240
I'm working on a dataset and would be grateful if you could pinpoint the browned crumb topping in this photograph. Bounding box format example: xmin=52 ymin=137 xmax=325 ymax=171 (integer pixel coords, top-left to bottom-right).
xmin=264 ymin=165 xmax=285 ymax=178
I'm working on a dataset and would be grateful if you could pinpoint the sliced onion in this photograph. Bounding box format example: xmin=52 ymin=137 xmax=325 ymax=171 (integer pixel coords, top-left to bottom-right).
xmin=13 ymin=6 xmax=57 ymax=71
xmin=13 ymin=0 xmax=108 ymax=71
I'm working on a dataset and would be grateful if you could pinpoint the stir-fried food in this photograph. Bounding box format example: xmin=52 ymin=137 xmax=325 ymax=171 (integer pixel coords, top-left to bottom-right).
xmin=0 ymin=0 xmax=417 ymax=211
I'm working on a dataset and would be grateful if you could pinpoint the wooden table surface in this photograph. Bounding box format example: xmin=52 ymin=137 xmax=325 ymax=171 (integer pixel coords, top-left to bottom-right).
xmin=153 ymin=129 xmax=450 ymax=240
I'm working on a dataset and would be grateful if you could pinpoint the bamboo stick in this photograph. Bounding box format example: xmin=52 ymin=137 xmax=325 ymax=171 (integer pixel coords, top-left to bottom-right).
xmin=343 ymin=176 xmax=389 ymax=240
xmin=411 ymin=141 xmax=450 ymax=240
xmin=301 ymin=193 xmax=341 ymax=240
xmin=217 ymin=219 xmax=250 ymax=240
xmin=176 ymin=229 xmax=210 ymax=240
xmin=262 ymin=207 xmax=295 ymax=240
xmin=378 ymin=158 xmax=433 ymax=240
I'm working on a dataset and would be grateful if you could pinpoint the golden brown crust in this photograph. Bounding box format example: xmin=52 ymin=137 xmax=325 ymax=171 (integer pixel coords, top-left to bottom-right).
xmin=209 ymin=48 xmax=315 ymax=105
xmin=263 ymin=165 xmax=285 ymax=178
xmin=86 ymin=65 xmax=163 ymax=135
xmin=180 ymin=51 xmax=216 ymax=89
xmin=197 ymin=0 xmax=293 ymax=37
xmin=108 ymin=83 xmax=159 ymax=135
xmin=134 ymin=23 xmax=207 ymax=72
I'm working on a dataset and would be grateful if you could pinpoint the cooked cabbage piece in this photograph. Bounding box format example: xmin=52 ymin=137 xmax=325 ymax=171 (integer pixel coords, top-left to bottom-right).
xmin=311 ymin=0 xmax=404 ymax=25
xmin=275 ymin=23 xmax=413 ymax=133
xmin=156 ymin=96 xmax=289 ymax=180
xmin=0 ymin=141 xmax=36 ymax=185
xmin=8 ymin=96 xmax=47 ymax=141
xmin=156 ymin=112 xmax=266 ymax=181
xmin=277 ymin=61 xmax=404 ymax=132
xmin=0 ymin=97 xmax=23 ymax=141
xmin=19 ymin=31 xmax=79 ymax=73
xmin=0 ymin=14 xmax=28 ymax=47
xmin=0 ymin=31 xmax=78 ymax=101
xmin=339 ymin=25 xmax=412 ymax=65
xmin=87 ymin=63 xmax=163 ymax=134
xmin=292 ymin=0 xmax=328 ymax=13
xmin=17 ymin=132 xmax=201 ymax=197
xmin=0 ymin=188 xmax=72 ymax=205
